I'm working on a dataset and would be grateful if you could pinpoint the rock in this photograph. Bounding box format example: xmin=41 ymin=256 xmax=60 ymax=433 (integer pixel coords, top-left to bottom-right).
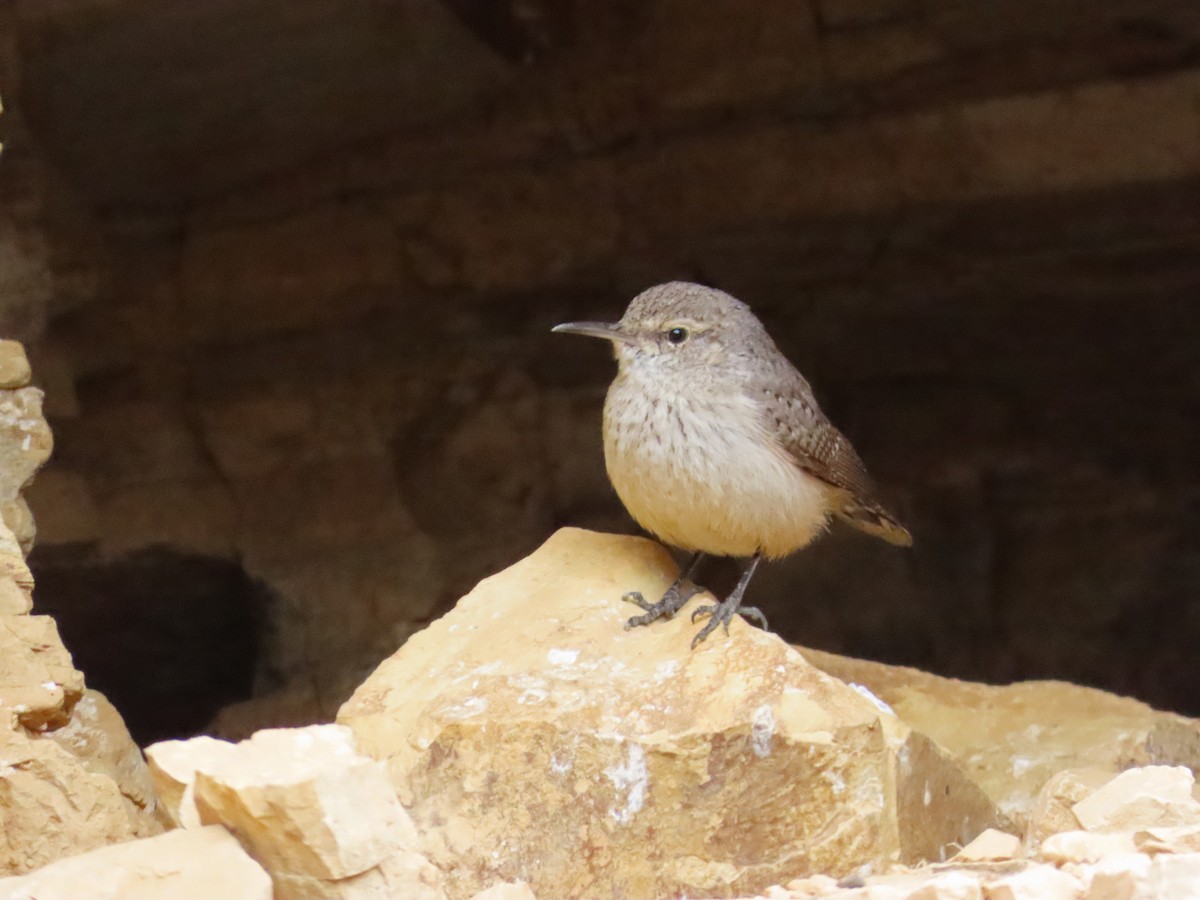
xmin=0 ymin=580 xmax=27 ymax=617
xmin=0 ymin=611 xmax=83 ymax=731
xmin=1133 ymin=824 xmax=1200 ymax=855
xmin=1077 ymin=852 xmax=1152 ymax=899
xmin=145 ymin=735 xmax=238 ymax=828
xmin=339 ymin=528 xmax=1004 ymax=899
xmin=150 ymin=724 xmax=444 ymax=899
xmin=45 ymin=689 xmax=164 ymax=825
xmin=827 ymin=868 xmax=986 ymax=899
xmin=270 ymin=850 xmax=445 ymax=900
xmin=0 ymin=516 xmax=33 ymax=608
xmin=779 ymin=863 xmax=1087 ymax=900
xmin=192 ymin=725 xmax=412 ymax=878
xmin=0 ymin=343 xmax=30 ymax=390
xmin=1039 ymin=831 xmax=1139 ymax=865
xmin=983 ymin=864 xmax=1083 ymax=900
xmin=782 ymin=874 xmax=840 ymax=896
xmin=1074 ymin=852 xmax=1200 ymax=899
xmin=0 ymin=825 xmax=272 ymax=900
xmin=0 ymin=384 xmax=52 ymax=551
xmin=0 ymin=515 xmax=161 ymax=876
xmin=0 ymin=359 xmax=164 ymax=875
xmin=1147 ymin=853 xmax=1200 ymax=894
xmin=0 ymin=724 xmax=159 ymax=875
xmin=1026 ymin=768 xmax=1118 ymax=848
xmin=0 ymin=372 xmax=70 ymax=746
xmin=1072 ymin=767 xmax=1200 ymax=833
xmin=467 ymin=884 xmax=538 ymax=900
xmin=801 ymin=650 xmax=1200 ymax=828
xmin=952 ymin=828 xmax=1021 ymax=862
xmin=907 ymin=870 xmax=986 ymax=899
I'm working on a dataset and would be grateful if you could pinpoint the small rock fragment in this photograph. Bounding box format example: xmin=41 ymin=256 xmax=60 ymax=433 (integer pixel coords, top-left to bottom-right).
xmin=952 ymin=828 xmax=1021 ymax=862
xmin=824 ymin=869 xmax=984 ymax=900
xmin=1039 ymin=831 xmax=1138 ymax=865
xmin=1075 ymin=852 xmax=1151 ymax=900
xmin=1133 ymin=824 xmax=1200 ymax=855
xmin=192 ymin=725 xmax=414 ymax=881
xmin=0 ymin=342 xmax=30 ymax=389
xmin=783 ymin=873 xmax=840 ymax=896
xmin=468 ymin=882 xmax=539 ymax=900
xmin=1148 ymin=852 xmax=1200 ymax=894
xmin=984 ymin=864 xmax=1083 ymax=900
xmin=145 ymin=735 xmax=239 ymax=828
xmin=1026 ymin=768 xmax=1117 ymax=847
xmin=159 ymin=724 xmax=446 ymax=899
xmin=1072 ymin=767 xmax=1200 ymax=833
xmin=270 ymin=851 xmax=444 ymax=900
xmin=988 ymin=868 xmax=1084 ymax=900
xmin=907 ymin=870 xmax=984 ymax=899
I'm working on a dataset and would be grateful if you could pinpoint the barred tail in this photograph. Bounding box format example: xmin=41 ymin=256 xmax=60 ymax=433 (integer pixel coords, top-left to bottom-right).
xmin=836 ymin=498 xmax=913 ymax=547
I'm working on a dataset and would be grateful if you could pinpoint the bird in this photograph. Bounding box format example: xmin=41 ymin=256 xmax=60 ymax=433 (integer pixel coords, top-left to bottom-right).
xmin=552 ymin=281 xmax=911 ymax=649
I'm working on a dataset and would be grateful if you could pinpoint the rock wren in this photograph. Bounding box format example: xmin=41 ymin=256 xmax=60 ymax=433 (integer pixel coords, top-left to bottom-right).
xmin=553 ymin=281 xmax=911 ymax=648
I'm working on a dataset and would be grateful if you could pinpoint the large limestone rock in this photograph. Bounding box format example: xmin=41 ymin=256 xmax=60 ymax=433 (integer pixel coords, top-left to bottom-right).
xmin=802 ymin=649 xmax=1200 ymax=826
xmin=146 ymin=724 xmax=444 ymax=900
xmin=0 ymin=825 xmax=272 ymax=900
xmin=338 ymin=528 xmax=1004 ymax=899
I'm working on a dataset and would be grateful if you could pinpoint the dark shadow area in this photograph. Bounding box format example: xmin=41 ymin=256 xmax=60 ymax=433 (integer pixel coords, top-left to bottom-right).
xmin=28 ymin=545 xmax=271 ymax=746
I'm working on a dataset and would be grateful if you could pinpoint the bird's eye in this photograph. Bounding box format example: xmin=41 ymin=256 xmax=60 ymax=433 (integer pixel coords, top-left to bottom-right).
xmin=666 ymin=327 xmax=689 ymax=344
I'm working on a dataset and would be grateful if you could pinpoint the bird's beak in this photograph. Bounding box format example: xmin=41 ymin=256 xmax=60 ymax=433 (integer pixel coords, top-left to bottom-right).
xmin=551 ymin=321 xmax=636 ymax=345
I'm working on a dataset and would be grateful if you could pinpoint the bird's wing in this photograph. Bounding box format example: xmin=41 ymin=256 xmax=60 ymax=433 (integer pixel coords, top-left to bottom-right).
xmin=752 ymin=365 xmax=875 ymax=496
xmin=752 ymin=365 xmax=913 ymax=546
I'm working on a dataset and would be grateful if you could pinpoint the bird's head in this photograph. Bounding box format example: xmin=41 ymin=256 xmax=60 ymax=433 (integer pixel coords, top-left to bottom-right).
xmin=552 ymin=281 xmax=769 ymax=377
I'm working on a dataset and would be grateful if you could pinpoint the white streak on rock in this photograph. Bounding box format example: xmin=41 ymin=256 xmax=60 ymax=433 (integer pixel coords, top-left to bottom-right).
xmin=547 ymin=648 xmax=579 ymax=666
xmin=751 ymin=704 xmax=775 ymax=758
xmin=605 ymin=743 xmax=648 ymax=824
xmin=849 ymin=682 xmax=894 ymax=716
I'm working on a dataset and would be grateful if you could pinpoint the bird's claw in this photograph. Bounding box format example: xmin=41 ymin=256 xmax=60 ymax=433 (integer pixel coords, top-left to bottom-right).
xmin=689 ymin=600 xmax=769 ymax=648
xmin=623 ymin=582 xmax=700 ymax=630
xmin=622 ymin=591 xmax=655 ymax=613
xmin=739 ymin=606 xmax=769 ymax=629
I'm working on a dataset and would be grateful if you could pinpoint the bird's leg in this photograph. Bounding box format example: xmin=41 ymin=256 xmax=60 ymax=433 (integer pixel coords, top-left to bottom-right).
xmin=689 ymin=551 xmax=768 ymax=648
xmin=623 ymin=552 xmax=705 ymax=629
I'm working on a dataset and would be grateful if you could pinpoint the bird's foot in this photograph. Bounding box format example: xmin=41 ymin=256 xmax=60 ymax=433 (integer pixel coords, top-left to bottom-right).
xmin=623 ymin=579 xmax=703 ymax=629
xmin=689 ymin=597 xmax=769 ymax=648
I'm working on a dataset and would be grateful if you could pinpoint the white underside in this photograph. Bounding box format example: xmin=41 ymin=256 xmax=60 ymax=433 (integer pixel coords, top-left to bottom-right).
xmin=603 ymin=375 xmax=836 ymax=559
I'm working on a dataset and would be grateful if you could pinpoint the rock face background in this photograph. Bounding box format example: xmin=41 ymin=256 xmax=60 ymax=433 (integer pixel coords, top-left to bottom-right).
xmin=1 ymin=2 xmax=1199 ymax=739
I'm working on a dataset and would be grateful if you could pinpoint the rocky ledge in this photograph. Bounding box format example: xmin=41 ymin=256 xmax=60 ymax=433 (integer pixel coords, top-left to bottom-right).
xmin=3 ymin=524 xmax=1200 ymax=898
